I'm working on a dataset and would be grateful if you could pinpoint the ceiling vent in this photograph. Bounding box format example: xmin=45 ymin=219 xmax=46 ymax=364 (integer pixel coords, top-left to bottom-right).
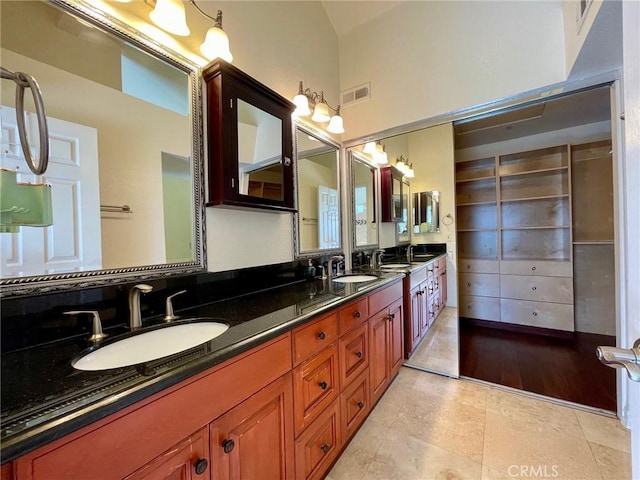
xmin=341 ymin=82 xmax=370 ymax=107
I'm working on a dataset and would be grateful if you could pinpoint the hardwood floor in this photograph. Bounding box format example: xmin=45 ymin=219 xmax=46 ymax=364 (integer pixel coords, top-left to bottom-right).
xmin=459 ymin=320 xmax=617 ymax=411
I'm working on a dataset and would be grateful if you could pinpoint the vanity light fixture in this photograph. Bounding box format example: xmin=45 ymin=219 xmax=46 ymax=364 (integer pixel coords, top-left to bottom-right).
xmin=395 ymin=155 xmax=408 ymax=173
xmin=293 ymin=81 xmax=344 ymax=134
xmin=374 ymin=143 xmax=388 ymax=165
xmin=146 ymin=0 xmax=233 ymax=62
xmin=404 ymin=163 xmax=415 ymax=178
xmin=363 ymin=141 xmax=377 ymax=154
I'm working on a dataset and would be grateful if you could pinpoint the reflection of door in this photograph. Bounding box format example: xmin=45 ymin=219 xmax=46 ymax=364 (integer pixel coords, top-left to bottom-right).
xmin=318 ymin=185 xmax=339 ymax=249
xmin=1 ymin=106 xmax=101 ymax=277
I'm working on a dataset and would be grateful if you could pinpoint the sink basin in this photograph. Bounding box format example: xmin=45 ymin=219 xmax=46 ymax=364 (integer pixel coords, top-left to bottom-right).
xmin=333 ymin=275 xmax=378 ymax=283
xmin=380 ymin=263 xmax=410 ymax=269
xmin=72 ymin=321 xmax=229 ymax=371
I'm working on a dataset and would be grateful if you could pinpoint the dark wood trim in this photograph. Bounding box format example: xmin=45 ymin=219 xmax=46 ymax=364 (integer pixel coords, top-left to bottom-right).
xmin=459 ymin=316 xmax=574 ymax=339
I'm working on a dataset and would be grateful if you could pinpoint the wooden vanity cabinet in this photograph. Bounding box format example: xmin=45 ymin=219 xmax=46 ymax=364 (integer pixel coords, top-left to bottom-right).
xmin=210 ymin=373 xmax=294 ymax=480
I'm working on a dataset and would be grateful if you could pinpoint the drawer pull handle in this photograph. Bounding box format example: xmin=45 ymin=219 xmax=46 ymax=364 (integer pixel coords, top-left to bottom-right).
xmin=467 ymin=282 xmax=471 ymax=286
xmin=355 ymin=351 xmax=363 ymax=358
xmin=354 ymin=311 xmax=361 ymax=318
xmin=468 ymin=305 xmax=472 ymax=309
xmin=222 ymin=439 xmax=235 ymax=454
xmin=532 ymin=312 xmax=538 ymax=316
xmin=532 ymin=266 xmax=537 ymax=271
xmin=321 ymin=444 xmax=330 ymax=454
xmin=387 ymin=313 xmax=395 ymax=321
xmin=194 ymin=458 xmax=208 ymax=475
xmin=317 ymin=331 xmax=326 ymax=340
xmin=319 ymin=381 xmax=328 ymax=390
xmin=357 ymin=401 xmax=365 ymax=409
xmin=532 ymin=286 xmax=537 ymax=291
xmin=467 ymin=264 xmax=471 ymax=269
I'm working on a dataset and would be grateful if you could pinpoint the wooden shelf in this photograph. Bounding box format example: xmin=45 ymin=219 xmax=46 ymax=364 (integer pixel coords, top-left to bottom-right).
xmin=458 ymin=228 xmax=499 ymax=232
xmin=500 ymin=194 xmax=569 ymax=204
xmin=455 ymin=175 xmax=496 ymax=184
xmin=499 ymin=166 xmax=568 ymax=179
xmin=573 ymin=240 xmax=614 ymax=245
xmin=501 ymin=226 xmax=570 ymax=231
xmin=456 ymin=200 xmax=497 ymax=207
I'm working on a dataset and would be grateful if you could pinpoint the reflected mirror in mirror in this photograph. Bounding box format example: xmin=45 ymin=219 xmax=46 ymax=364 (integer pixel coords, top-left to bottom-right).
xmin=296 ymin=127 xmax=340 ymax=253
xmin=0 ymin=0 xmax=202 ymax=284
xmin=413 ymin=190 xmax=440 ymax=233
xmin=237 ymin=98 xmax=283 ymax=201
xmin=398 ymin=180 xmax=410 ymax=243
xmin=351 ymin=153 xmax=378 ymax=248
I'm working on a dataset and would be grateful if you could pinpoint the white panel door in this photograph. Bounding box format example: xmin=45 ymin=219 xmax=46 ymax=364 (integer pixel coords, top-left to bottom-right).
xmin=0 ymin=106 xmax=101 ymax=277
xmin=318 ymin=185 xmax=339 ymax=249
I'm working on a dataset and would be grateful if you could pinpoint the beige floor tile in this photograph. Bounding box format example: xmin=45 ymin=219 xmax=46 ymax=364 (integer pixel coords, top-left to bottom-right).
xmin=483 ymin=409 xmax=602 ymax=480
xmin=362 ymin=425 xmax=483 ymax=480
xmin=326 ymin=418 xmax=390 ymax=480
xmin=485 ymin=388 xmax=584 ymax=439
xmin=576 ymin=410 xmax=631 ymax=453
xmin=412 ymin=373 xmax=489 ymax=410
xmin=392 ymin=390 xmax=486 ymax=463
xmin=482 ymin=464 xmax=509 ymax=480
xmin=588 ymin=441 xmax=632 ymax=480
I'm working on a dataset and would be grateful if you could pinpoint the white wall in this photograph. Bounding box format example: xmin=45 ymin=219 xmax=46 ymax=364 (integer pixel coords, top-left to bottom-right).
xmin=563 ymin=0 xmax=604 ymax=75
xmin=339 ymin=1 xmax=566 ymax=140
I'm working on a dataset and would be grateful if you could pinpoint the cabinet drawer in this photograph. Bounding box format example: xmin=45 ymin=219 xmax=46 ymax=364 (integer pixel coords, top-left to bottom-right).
xmin=339 ymin=298 xmax=368 ymax=334
xmin=501 ymin=299 xmax=574 ymax=331
xmin=340 ymin=368 xmax=370 ymax=444
xmin=339 ymin=322 xmax=368 ymax=388
xmin=500 ymin=260 xmax=572 ymax=277
xmin=409 ymin=265 xmax=428 ymax=289
xmin=500 ymin=275 xmax=573 ymax=303
xmin=459 ymin=273 xmax=500 ymax=297
xmin=293 ymin=312 xmax=339 ymax=365
xmin=293 ymin=344 xmax=339 ymax=435
xmin=368 ymin=281 xmax=403 ymax=315
xmin=459 ymin=259 xmax=499 ymax=274
xmin=459 ymin=295 xmax=500 ymax=321
xmin=294 ymin=399 xmax=341 ymax=480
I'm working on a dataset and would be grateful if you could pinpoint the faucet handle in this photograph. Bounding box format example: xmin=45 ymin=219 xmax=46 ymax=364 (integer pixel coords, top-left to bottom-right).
xmin=64 ymin=310 xmax=107 ymax=343
xmin=164 ymin=290 xmax=187 ymax=321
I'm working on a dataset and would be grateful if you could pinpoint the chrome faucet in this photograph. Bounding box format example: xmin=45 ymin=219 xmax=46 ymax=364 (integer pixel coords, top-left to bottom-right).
xmin=406 ymin=245 xmax=415 ymax=263
xmin=129 ymin=284 xmax=153 ymax=330
xmin=328 ymin=255 xmax=344 ymax=281
xmin=371 ymin=249 xmax=385 ymax=269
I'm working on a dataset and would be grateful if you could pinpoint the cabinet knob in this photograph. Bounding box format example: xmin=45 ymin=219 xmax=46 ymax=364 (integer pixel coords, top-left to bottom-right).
xmin=467 ymin=264 xmax=471 ymax=269
xmin=467 ymin=282 xmax=471 ymax=287
xmin=357 ymin=401 xmax=365 ymax=409
xmin=467 ymin=305 xmax=472 ymax=309
xmin=317 ymin=331 xmax=326 ymax=340
xmin=387 ymin=313 xmax=395 ymax=321
xmin=354 ymin=311 xmax=361 ymax=318
xmin=319 ymin=381 xmax=328 ymax=390
xmin=194 ymin=458 xmax=208 ymax=475
xmin=532 ymin=286 xmax=537 ymax=291
xmin=222 ymin=439 xmax=235 ymax=454
xmin=532 ymin=312 xmax=538 ymax=316
xmin=355 ymin=351 xmax=363 ymax=358
xmin=532 ymin=266 xmax=537 ymax=271
xmin=321 ymin=444 xmax=330 ymax=454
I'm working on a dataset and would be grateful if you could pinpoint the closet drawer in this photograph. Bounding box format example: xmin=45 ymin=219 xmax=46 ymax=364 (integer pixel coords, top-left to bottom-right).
xmin=459 ymin=273 xmax=500 ymax=297
xmin=501 ymin=299 xmax=574 ymax=331
xmin=500 ymin=275 xmax=573 ymax=304
xmin=500 ymin=260 xmax=572 ymax=277
xmin=459 ymin=259 xmax=499 ymax=274
xmin=459 ymin=295 xmax=500 ymax=321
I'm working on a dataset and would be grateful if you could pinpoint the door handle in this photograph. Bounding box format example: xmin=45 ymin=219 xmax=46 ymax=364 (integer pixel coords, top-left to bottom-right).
xmin=596 ymin=338 xmax=640 ymax=382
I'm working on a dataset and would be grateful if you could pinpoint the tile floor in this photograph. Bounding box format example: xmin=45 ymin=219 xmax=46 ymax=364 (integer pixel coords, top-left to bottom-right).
xmin=404 ymin=307 xmax=459 ymax=377
xmin=326 ymin=367 xmax=631 ymax=480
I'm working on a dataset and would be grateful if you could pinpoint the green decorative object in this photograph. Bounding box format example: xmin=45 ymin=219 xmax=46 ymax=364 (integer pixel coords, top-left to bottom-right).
xmin=0 ymin=169 xmax=53 ymax=229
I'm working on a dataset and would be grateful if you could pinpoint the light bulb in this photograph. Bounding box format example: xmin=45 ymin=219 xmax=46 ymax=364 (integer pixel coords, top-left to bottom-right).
xmin=149 ymin=0 xmax=190 ymax=36
xmin=375 ymin=144 xmax=388 ymax=164
xmin=200 ymin=26 xmax=233 ymax=62
xmin=293 ymin=95 xmax=311 ymax=116
xmin=312 ymin=102 xmax=330 ymax=123
xmin=327 ymin=114 xmax=344 ymax=134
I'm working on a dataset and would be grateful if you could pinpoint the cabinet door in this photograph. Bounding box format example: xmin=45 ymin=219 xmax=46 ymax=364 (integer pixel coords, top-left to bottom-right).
xmin=210 ymin=373 xmax=294 ymax=480
xmin=369 ymin=308 xmax=390 ymax=405
xmin=125 ymin=428 xmax=210 ymax=480
xmin=419 ymin=282 xmax=430 ymax=334
xmin=408 ymin=285 xmax=422 ymax=353
xmin=339 ymin=323 xmax=369 ymax=388
xmin=388 ymin=299 xmax=404 ymax=378
xmin=439 ymin=268 xmax=448 ymax=309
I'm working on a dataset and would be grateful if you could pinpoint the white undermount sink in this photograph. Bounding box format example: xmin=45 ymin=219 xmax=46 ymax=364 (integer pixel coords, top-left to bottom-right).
xmin=332 ymin=275 xmax=378 ymax=283
xmin=72 ymin=322 xmax=229 ymax=371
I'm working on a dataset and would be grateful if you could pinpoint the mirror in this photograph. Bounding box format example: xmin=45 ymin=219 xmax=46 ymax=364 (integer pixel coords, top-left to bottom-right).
xmin=413 ymin=190 xmax=440 ymax=233
xmin=238 ymin=99 xmax=283 ymax=201
xmin=398 ymin=180 xmax=410 ymax=243
xmin=295 ymin=125 xmax=341 ymax=254
xmin=350 ymin=152 xmax=378 ymax=249
xmin=0 ymin=0 xmax=204 ymax=294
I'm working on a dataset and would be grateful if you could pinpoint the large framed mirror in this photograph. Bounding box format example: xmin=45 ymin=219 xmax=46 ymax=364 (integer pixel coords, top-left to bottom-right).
xmin=0 ymin=0 xmax=204 ymax=297
xmin=350 ymin=151 xmax=378 ymax=250
xmin=294 ymin=124 xmax=341 ymax=256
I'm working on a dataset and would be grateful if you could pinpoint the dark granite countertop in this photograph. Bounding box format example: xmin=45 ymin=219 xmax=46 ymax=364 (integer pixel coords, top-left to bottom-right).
xmin=0 ymin=272 xmax=403 ymax=462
